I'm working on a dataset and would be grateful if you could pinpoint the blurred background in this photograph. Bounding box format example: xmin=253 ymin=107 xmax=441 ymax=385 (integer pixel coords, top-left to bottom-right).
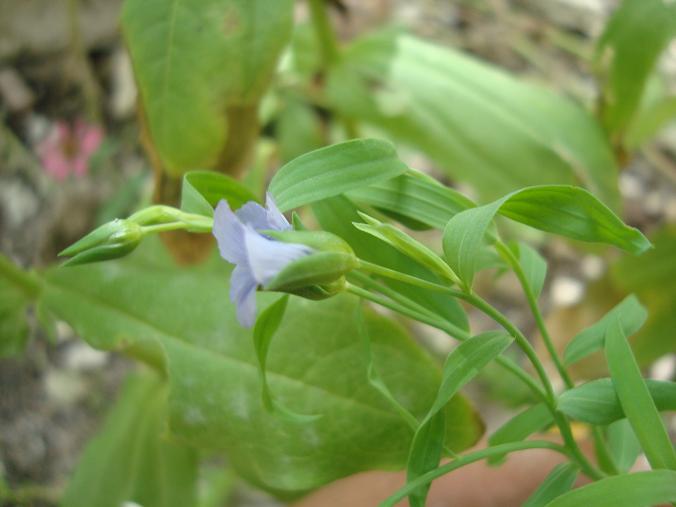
xmin=0 ymin=0 xmax=675 ymax=506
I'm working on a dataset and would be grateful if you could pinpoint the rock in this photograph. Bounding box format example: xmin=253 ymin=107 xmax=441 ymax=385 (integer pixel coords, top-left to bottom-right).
xmin=0 ymin=67 xmax=34 ymax=112
xmin=0 ymin=0 xmax=122 ymax=60
xmin=108 ymin=47 xmax=137 ymax=120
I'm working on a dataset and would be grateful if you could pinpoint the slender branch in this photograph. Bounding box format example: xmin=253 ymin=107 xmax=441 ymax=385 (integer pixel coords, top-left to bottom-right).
xmin=347 ymin=274 xmax=547 ymax=403
xmin=357 ymin=260 xmax=461 ymax=295
xmin=495 ymin=241 xmax=574 ymax=389
xmin=380 ymin=440 xmax=569 ymax=507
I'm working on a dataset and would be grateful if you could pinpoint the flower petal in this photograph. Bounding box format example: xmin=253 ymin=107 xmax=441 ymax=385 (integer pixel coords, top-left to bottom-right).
xmin=213 ymin=200 xmax=248 ymax=265
xmin=243 ymin=227 xmax=311 ymax=286
xmin=265 ymin=193 xmax=291 ymax=231
xmin=230 ymin=264 xmax=258 ymax=327
xmin=235 ymin=201 xmax=270 ymax=230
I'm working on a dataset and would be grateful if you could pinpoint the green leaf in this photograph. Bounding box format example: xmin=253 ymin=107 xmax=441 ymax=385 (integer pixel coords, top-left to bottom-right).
xmin=276 ymin=94 xmax=325 ymax=163
xmin=543 ymin=470 xmax=676 ymax=507
xmin=564 ymin=294 xmax=647 ymax=366
xmin=354 ymin=212 xmax=459 ymax=283
xmin=252 ymin=295 xmax=318 ymax=423
xmin=523 ymin=463 xmax=578 ymax=507
xmin=406 ymin=331 xmax=513 ymax=506
xmin=557 ymin=377 xmax=676 ymax=425
xmin=181 ymin=171 xmax=258 ymax=217
xmin=327 ymin=30 xmax=620 ymax=208
xmin=41 ymin=240 xmax=481 ymax=494
xmin=607 ymin=419 xmax=642 ymax=473
xmin=487 ymin=403 xmax=553 ymax=464
xmin=122 ymin=0 xmax=294 ymax=175
xmin=596 ymin=0 xmax=676 ymax=142
xmin=406 ymin=411 xmax=445 ymax=507
xmin=346 ymin=171 xmax=475 ymax=230
xmin=61 ymin=370 xmax=199 ymax=507
xmin=511 ymin=242 xmax=547 ymax=300
xmin=313 ymin=195 xmax=469 ymax=331
xmin=269 ymin=139 xmax=409 ymax=212
xmin=605 ymin=316 xmax=676 ymax=470
xmin=443 ymin=185 xmax=651 ymax=287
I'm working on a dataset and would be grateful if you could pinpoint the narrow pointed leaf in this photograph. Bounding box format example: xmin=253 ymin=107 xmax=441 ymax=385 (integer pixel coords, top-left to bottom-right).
xmin=607 ymin=419 xmax=642 ymax=473
xmin=557 ymin=377 xmax=676 ymax=425
xmin=543 ymin=470 xmax=676 ymax=507
xmin=487 ymin=403 xmax=553 ymax=464
xmin=523 ymin=463 xmax=578 ymax=507
xmin=605 ymin=316 xmax=676 ymax=470
xmin=564 ymin=294 xmax=647 ymax=365
xmin=269 ymin=139 xmax=408 ymax=211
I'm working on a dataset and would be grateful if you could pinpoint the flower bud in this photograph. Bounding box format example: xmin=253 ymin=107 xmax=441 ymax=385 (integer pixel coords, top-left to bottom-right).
xmin=59 ymin=219 xmax=143 ymax=266
xmin=263 ymin=230 xmax=358 ymax=298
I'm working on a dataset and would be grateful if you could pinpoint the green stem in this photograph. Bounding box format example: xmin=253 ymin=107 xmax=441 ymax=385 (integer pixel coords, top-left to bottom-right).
xmin=67 ymin=0 xmax=101 ymax=123
xmin=380 ymin=440 xmax=569 ymax=507
xmin=459 ymin=290 xmax=555 ymax=402
xmin=496 ymin=241 xmax=574 ymax=389
xmin=347 ymin=273 xmax=547 ymax=403
xmin=592 ymin=426 xmax=621 ymax=475
xmin=308 ymin=0 xmax=340 ymax=65
xmin=357 ymin=260 xmax=460 ymax=295
xmin=351 ymin=262 xmax=603 ymax=479
xmin=0 ymin=254 xmax=42 ymax=299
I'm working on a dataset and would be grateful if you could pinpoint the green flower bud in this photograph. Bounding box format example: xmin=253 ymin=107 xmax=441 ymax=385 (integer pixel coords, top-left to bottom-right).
xmin=59 ymin=219 xmax=143 ymax=266
xmin=263 ymin=230 xmax=358 ymax=298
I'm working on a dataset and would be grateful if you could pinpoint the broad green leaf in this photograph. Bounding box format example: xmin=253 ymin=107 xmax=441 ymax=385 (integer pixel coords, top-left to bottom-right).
xmin=354 ymin=212 xmax=458 ymax=283
xmin=327 ymin=30 xmax=620 ymax=208
xmin=269 ymin=139 xmax=408 ymax=212
xmin=41 ymin=240 xmax=481 ymax=494
xmin=596 ymin=0 xmax=676 ymax=142
xmin=443 ymin=185 xmax=651 ymax=287
xmin=511 ymin=242 xmax=547 ymax=300
xmin=252 ymin=295 xmax=318 ymax=423
xmin=523 ymin=463 xmax=578 ymax=507
xmin=487 ymin=403 xmax=553 ymax=464
xmin=544 ymin=470 xmax=676 ymax=507
xmin=406 ymin=332 xmax=512 ymax=506
xmin=564 ymin=295 xmax=647 ymax=366
xmin=347 ymin=171 xmax=475 ymax=230
xmin=181 ymin=171 xmax=258 ymax=217
xmin=626 ymin=95 xmax=676 ymax=149
xmin=605 ymin=317 xmax=676 ymax=470
xmin=607 ymin=419 xmax=642 ymax=473
xmin=313 ymin=195 xmax=469 ymax=331
xmin=557 ymin=377 xmax=676 ymax=425
xmin=355 ymin=303 xmax=419 ymax=430
xmin=122 ymin=0 xmax=294 ymax=175
xmin=61 ymin=370 xmax=199 ymax=507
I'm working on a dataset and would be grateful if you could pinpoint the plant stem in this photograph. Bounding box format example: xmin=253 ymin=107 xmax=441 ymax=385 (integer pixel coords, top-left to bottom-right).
xmin=347 ymin=273 xmax=547 ymax=403
xmin=496 ymin=241 xmax=574 ymax=389
xmin=357 ymin=260 xmax=461 ymax=295
xmin=462 ymin=290 xmax=556 ymax=402
xmin=351 ymin=262 xmax=603 ymax=479
xmin=0 ymin=254 xmax=42 ymax=299
xmin=380 ymin=440 xmax=569 ymax=507
xmin=308 ymin=0 xmax=340 ymax=65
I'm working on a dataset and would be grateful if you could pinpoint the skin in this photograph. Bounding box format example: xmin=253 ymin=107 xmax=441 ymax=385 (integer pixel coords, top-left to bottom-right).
xmin=293 ymin=438 xmax=593 ymax=507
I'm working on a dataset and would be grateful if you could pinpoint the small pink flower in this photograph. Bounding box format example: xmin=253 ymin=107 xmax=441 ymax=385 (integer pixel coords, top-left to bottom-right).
xmin=38 ymin=120 xmax=104 ymax=180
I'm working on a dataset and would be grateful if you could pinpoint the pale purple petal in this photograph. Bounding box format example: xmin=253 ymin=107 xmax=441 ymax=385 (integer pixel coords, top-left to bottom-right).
xmin=265 ymin=193 xmax=291 ymax=231
xmin=243 ymin=227 xmax=311 ymax=286
xmin=230 ymin=265 xmax=258 ymax=327
xmin=235 ymin=201 xmax=270 ymax=230
xmin=213 ymin=200 xmax=248 ymax=264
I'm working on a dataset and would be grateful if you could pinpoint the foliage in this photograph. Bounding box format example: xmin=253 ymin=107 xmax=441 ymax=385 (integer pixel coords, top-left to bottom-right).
xmin=1 ymin=0 xmax=675 ymax=505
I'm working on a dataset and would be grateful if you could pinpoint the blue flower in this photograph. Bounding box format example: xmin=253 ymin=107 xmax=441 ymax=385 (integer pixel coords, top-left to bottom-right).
xmin=212 ymin=194 xmax=312 ymax=327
